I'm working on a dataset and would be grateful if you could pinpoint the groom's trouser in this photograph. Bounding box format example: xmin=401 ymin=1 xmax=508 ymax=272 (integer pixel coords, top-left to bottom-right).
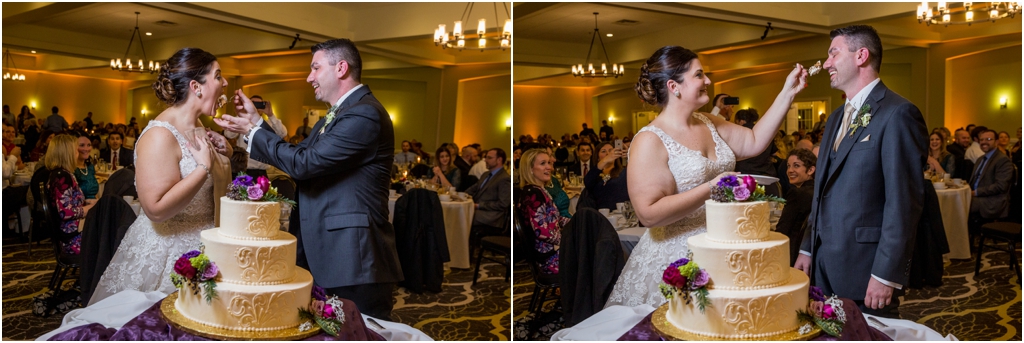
xmin=814 ymin=251 xmax=902 ymax=319
xmin=291 ymin=210 xmax=397 ymax=320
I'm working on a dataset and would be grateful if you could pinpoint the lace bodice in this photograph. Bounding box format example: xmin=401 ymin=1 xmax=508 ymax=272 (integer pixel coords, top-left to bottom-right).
xmin=605 ymin=112 xmax=736 ymax=308
xmin=90 ymin=121 xmax=215 ymax=305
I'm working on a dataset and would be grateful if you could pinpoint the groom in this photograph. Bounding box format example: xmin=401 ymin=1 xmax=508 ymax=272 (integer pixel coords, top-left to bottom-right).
xmin=795 ymin=25 xmax=926 ymax=318
xmin=215 ymin=38 xmax=403 ymax=319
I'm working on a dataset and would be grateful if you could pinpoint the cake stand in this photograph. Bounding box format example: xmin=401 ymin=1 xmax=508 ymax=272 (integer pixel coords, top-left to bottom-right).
xmin=650 ymin=303 xmax=821 ymax=341
xmin=161 ymin=291 xmax=322 ymax=340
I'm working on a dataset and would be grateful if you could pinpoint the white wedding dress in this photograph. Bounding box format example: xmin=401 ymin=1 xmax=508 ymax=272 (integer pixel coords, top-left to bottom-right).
xmin=604 ymin=112 xmax=735 ymax=308
xmin=89 ymin=121 xmax=215 ymax=306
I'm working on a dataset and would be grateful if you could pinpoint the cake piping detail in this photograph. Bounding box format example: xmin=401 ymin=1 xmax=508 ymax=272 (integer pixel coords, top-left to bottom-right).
xmin=734 ymin=203 xmax=769 ymax=239
xmin=722 ymin=293 xmax=791 ymax=336
xmin=227 ymin=291 xmax=292 ymax=329
xmin=236 ymin=246 xmax=291 ymax=284
xmin=246 ymin=204 xmax=278 ymax=238
xmin=726 ymin=247 xmax=786 ymax=288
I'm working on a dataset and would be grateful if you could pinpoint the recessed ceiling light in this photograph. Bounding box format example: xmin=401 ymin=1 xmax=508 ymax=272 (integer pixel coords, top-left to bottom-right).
xmin=606 ymin=33 xmax=613 ymax=37
xmin=146 ymin=32 xmax=152 ymax=36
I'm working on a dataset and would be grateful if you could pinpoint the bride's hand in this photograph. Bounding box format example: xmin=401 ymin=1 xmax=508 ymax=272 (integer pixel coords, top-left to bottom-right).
xmin=186 ymin=136 xmax=213 ymax=170
xmin=783 ymin=64 xmax=809 ymax=98
xmin=205 ymin=129 xmax=231 ymax=157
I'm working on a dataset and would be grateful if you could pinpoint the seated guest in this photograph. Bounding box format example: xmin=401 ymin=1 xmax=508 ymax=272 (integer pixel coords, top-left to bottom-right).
xmin=45 ymin=134 xmax=95 ymax=255
xmin=583 ymin=142 xmax=628 ymax=210
xmin=29 ymin=131 xmax=54 ymax=162
xmin=411 ymin=140 xmax=430 ymax=163
xmin=518 ymin=149 xmax=569 ymax=274
xmin=459 ymin=145 xmax=479 ymax=175
xmin=428 ymin=146 xmax=461 ymax=190
xmin=567 ymin=142 xmax=593 ymax=178
xmin=74 ymin=132 xmax=99 ymax=199
xmin=964 ymin=126 xmax=987 ymax=164
xmin=98 ymin=132 xmax=134 ymax=169
xmin=394 ymin=140 xmax=418 ymax=165
xmin=777 ymin=148 xmax=816 ymax=264
xmin=968 ymin=130 xmax=1015 ymax=237
xmin=2 ymin=123 xmax=23 ymax=170
xmin=926 ymin=132 xmax=955 ymax=176
xmin=997 ymin=131 xmax=1011 ymax=157
xmin=466 ymin=148 xmax=511 ymax=248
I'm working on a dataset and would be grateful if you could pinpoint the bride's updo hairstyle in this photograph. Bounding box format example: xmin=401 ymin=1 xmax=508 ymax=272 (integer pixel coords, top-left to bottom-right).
xmin=153 ymin=48 xmax=218 ymax=106
xmin=635 ymin=46 xmax=699 ymax=107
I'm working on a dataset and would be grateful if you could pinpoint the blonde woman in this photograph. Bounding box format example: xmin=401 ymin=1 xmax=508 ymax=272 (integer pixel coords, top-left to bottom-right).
xmin=44 ymin=134 xmax=95 ymax=256
xmin=517 ymin=148 xmax=569 ymax=275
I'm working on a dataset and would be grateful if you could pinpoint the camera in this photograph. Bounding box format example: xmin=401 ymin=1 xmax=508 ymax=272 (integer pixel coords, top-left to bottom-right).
xmin=724 ymin=97 xmax=740 ymax=106
xmin=253 ymin=101 xmax=266 ymax=109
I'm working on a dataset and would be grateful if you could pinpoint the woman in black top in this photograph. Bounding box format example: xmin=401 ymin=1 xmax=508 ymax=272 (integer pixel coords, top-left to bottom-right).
xmin=776 ymin=148 xmax=816 ymax=265
xmin=583 ymin=141 xmax=629 ymax=210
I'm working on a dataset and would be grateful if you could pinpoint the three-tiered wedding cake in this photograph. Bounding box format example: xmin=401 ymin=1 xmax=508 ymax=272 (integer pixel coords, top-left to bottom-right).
xmin=666 ymin=200 xmax=809 ymax=339
xmin=175 ymin=197 xmax=314 ymax=332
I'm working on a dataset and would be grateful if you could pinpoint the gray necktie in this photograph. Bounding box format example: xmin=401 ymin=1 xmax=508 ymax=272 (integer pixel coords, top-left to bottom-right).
xmin=833 ymin=103 xmax=856 ymax=152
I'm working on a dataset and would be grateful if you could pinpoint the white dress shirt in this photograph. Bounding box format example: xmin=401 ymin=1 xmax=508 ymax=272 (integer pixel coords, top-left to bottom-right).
xmin=964 ymin=141 xmax=984 ymax=164
xmin=469 ymin=160 xmax=488 ymax=178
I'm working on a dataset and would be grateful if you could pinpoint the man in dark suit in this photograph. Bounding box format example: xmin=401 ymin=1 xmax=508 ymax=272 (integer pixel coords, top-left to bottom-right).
xmin=599 ymin=120 xmax=614 ymax=139
xmin=796 ymin=25 xmax=927 ymax=318
xmin=216 ymin=38 xmax=403 ymax=320
xmin=967 ymin=130 xmax=1015 ymax=233
xmin=579 ymin=123 xmax=595 ymax=138
xmin=466 ymin=148 xmax=511 ymax=248
xmin=98 ymin=132 xmax=134 ymax=169
xmin=567 ymin=142 xmax=593 ymax=177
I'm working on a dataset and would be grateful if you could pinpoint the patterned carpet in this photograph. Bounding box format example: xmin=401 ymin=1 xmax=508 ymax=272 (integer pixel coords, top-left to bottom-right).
xmin=513 ymin=249 xmax=1022 ymax=341
xmin=1 ymin=240 xmax=511 ymax=341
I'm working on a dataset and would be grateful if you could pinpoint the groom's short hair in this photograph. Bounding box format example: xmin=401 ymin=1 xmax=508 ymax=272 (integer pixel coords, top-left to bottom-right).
xmin=830 ymin=25 xmax=882 ymax=73
xmin=312 ymin=39 xmax=363 ymax=82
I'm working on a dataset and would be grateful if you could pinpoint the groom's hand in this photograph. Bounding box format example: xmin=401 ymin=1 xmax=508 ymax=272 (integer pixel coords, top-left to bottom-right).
xmin=213 ymin=89 xmax=260 ymax=134
xmin=864 ymin=278 xmax=893 ymax=310
xmin=794 ymin=254 xmax=811 ymax=276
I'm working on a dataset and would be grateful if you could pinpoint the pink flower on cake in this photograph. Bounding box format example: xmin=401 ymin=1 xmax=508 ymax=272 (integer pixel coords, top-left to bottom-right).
xmin=247 ymin=185 xmax=264 ymax=200
xmin=822 ymin=304 xmax=835 ymax=319
xmin=732 ymin=185 xmax=751 ymax=201
xmin=742 ymin=175 xmax=757 ymax=194
xmin=692 ymin=269 xmax=710 ymax=288
xmin=256 ymin=176 xmax=270 ymax=193
xmin=200 ymin=262 xmax=219 ymax=281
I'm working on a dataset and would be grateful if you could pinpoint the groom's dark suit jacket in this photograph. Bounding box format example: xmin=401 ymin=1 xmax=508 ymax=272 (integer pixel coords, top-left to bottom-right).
xmin=801 ymin=81 xmax=927 ymax=301
xmin=249 ymin=85 xmax=403 ymax=288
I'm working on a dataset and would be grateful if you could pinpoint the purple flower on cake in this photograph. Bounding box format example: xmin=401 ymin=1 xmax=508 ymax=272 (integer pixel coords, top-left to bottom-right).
xmin=669 ymin=257 xmax=689 ymax=269
xmin=312 ymin=286 xmax=327 ymax=302
xmin=717 ymin=175 xmax=740 ymax=188
xmin=174 ymin=257 xmax=196 ymax=279
xmin=247 ymin=185 xmax=264 ymax=200
xmin=233 ymin=175 xmax=254 ymax=187
xmin=256 ymin=176 xmax=270 ymax=193
xmin=732 ymin=185 xmax=751 ymax=201
xmin=742 ymin=175 xmax=757 ymax=194
xmin=183 ymin=250 xmax=201 ymax=259
xmin=809 ymin=286 xmax=825 ymax=302
xmin=662 ymin=266 xmax=687 ymax=288
xmin=200 ymin=262 xmax=219 ymax=281
xmin=692 ymin=269 xmax=710 ymax=288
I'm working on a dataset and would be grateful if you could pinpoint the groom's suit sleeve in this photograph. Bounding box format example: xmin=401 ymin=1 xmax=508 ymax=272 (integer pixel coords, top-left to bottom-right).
xmin=873 ymin=102 xmax=927 ymax=286
xmin=249 ymin=103 xmax=380 ymax=181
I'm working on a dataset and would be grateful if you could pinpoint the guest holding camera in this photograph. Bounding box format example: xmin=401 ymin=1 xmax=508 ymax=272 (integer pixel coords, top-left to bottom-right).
xmin=583 ymin=142 xmax=629 ymax=210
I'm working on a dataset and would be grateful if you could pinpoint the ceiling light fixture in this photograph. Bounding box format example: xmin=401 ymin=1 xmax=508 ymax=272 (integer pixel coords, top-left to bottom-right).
xmin=433 ymin=2 xmax=512 ymax=51
xmin=572 ymin=12 xmax=624 ymax=78
xmin=3 ymin=49 xmax=26 ymax=81
xmin=918 ymin=1 xmax=1020 ymax=26
xmin=111 ymin=12 xmax=159 ymax=73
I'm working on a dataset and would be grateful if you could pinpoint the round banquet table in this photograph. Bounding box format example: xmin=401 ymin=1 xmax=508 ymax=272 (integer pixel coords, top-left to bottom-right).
xmin=388 ymin=195 xmax=475 ymax=269
xmin=935 ymin=185 xmax=972 ymax=259
xmin=36 ymin=290 xmax=433 ymax=341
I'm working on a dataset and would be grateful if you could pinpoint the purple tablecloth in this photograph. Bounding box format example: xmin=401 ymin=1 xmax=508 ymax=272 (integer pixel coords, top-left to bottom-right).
xmin=49 ymin=297 xmax=385 ymax=341
xmin=617 ymin=298 xmax=891 ymax=341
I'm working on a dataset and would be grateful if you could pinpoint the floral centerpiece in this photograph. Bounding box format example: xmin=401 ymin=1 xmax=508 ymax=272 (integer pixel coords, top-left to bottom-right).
xmin=797 ymin=286 xmax=847 ymax=337
xmin=298 ymin=286 xmax=346 ymax=336
xmin=227 ymin=173 xmax=296 ymax=206
xmin=169 ymin=247 xmax=220 ymax=303
xmin=658 ymin=252 xmax=713 ymax=314
xmin=710 ymin=175 xmax=785 ymax=203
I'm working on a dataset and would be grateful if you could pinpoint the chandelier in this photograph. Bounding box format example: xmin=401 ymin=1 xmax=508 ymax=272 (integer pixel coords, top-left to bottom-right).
xmin=433 ymin=2 xmax=512 ymax=51
xmin=3 ymin=49 xmax=26 ymax=81
xmin=111 ymin=12 xmax=159 ymax=73
xmin=572 ymin=13 xmax=624 ymax=78
xmin=917 ymin=2 xmax=1020 ymax=26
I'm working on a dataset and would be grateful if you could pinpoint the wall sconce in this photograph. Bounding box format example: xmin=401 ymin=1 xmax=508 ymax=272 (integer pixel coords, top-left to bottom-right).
xmin=505 ymin=118 xmax=512 ymax=131
xmin=141 ymin=109 xmax=147 ymax=116
xmin=1000 ymin=97 xmax=1008 ymax=109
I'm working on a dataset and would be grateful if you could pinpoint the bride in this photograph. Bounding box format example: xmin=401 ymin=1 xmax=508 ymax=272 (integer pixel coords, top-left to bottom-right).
xmin=90 ymin=48 xmax=231 ymax=305
xmin=604 ymin=46 xmax=807 ymax=308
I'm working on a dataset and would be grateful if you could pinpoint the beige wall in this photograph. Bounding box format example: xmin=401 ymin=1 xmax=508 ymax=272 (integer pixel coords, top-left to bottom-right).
xmin=947 ymin=45 xmax=1022 ymax=134
xmin=594 ymin=87 xmax=646 ymax=138
xmin=513 ymin=86 xmax=591 ymax=138
xmin=455 ymin=74 xmax=512 ymax=152
xmin=3 ymin=71 xmax=127 ymax=125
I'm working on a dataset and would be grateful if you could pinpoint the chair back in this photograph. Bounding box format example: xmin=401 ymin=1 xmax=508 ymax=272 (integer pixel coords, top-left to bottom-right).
xmin=270 ymin=175 xmax=297 ymax=201
xmin=459 ymin=175 xmax=478 ymax=192
xmin=410 ymin=164 xmax=430 ymax=178
xmin=28 ymin=166 xmax=52 ymax=242
xmin=101 ymin=168 xmax=136 ymax=198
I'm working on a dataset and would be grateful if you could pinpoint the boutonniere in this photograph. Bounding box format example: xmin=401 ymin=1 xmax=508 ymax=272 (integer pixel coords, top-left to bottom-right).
xmin=847 ymin=104 xmax=872 ymax=137
xmin=319 ymin=105 xmax=340 ymax=134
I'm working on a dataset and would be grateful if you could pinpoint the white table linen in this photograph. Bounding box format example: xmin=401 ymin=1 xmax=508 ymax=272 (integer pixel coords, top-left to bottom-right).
xmin=388 ymin=195 xmax=476 ymax=269
xmin=935 ymin=185 xmax=972 ymax=259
